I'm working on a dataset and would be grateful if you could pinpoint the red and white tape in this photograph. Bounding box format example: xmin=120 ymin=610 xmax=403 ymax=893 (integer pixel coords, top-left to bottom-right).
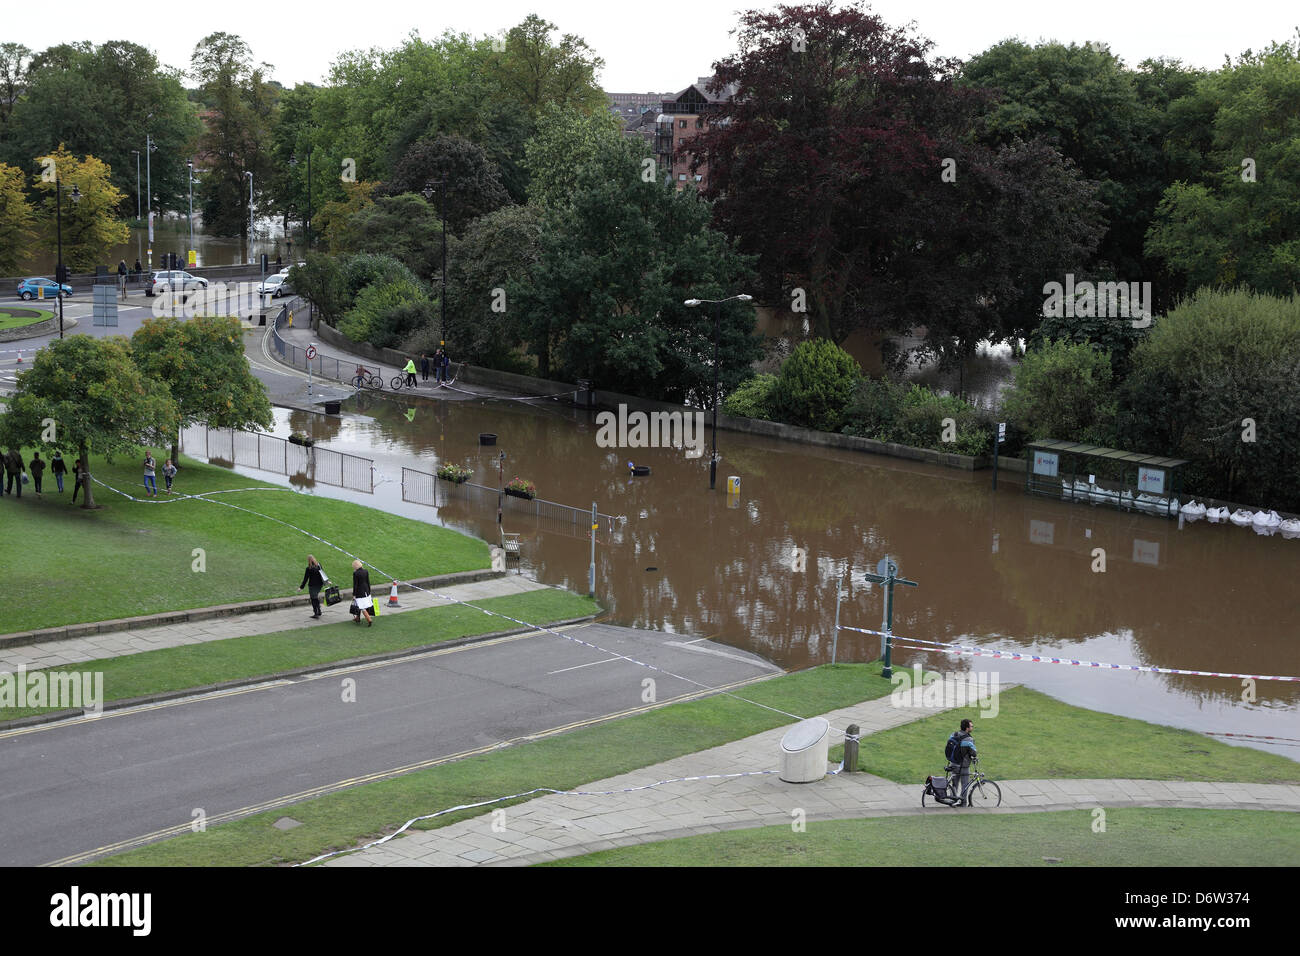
xmin=838 ymin=624 xmax=1298 ymax=683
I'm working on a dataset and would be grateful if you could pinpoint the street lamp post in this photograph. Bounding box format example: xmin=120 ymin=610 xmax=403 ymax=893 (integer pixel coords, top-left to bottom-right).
xmin=684 ymin=294 xmax=753 ymax=489
xmin=423 ymin=178 xmax=448 ymax=348
xmin=245 ymin=171 xmax=254 ymax=264
xmin=132 ymin=149 xmax=141 ymax=265
xmin=54 ymin=173 xmax=82 ymax=340
xmin=145 ymin=131 xmax=153 ymax=269
xmin=290 ymin=150 xmax=315 ymax=252
xmin=186 ymin=161 xmax=194 ymax=267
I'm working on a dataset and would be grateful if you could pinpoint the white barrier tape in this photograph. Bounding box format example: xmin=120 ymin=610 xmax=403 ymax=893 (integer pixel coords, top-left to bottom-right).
xmin=882 ymin=634 xmax=1299 ymax=683
xmin=88 ymin=477 xmax=823 ymax=734
xmin=440 ymin=381 xmax=570 ymax=403
xmin=295 ymin=768 xmax=780 ymax=866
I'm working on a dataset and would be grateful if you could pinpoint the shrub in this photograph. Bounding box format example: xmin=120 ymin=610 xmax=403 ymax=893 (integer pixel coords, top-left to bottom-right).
xmin=1001 ymin=338 xmax=1117 ymax=445
xmin=337 ymin=279 xmax=432 ymax=349
xmin=770 ymin=339 xmax=862 ymax=431
xmin=843 ymin=378 xmax=991 ymax=456
xmin=722 ymin=373 xmax=778 ymax=419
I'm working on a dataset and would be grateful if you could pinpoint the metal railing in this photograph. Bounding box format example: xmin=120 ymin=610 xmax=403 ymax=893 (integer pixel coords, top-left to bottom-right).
xmin=401 ymin=467 xmax=622 ymax=539
xmin=183 ymin=423 xmax=373 ymax=493
xmin=272 ymin=304 xmax=375 ymax=385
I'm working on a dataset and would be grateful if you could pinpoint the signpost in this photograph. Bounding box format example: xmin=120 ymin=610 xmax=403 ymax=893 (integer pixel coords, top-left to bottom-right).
xmin=860 ymin=555 xmax=918 ymax=679
xmin=305 ymin=344 xmax=316 ymax=397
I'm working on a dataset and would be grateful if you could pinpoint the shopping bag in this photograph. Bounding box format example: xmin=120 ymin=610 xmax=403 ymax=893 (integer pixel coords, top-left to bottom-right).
xmin=324 ymin=585 xmax=341 ymax=606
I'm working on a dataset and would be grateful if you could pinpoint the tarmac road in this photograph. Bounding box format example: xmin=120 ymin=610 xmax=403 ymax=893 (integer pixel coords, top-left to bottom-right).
xmin=0 ymin=622 xmax=781 ymax=866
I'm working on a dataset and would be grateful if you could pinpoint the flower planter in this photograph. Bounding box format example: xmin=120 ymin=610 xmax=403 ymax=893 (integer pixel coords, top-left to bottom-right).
xmin=504 ymin=487 xmax=535 ymax=500
xmin=288 ymin=434 xmax=315 ymax=447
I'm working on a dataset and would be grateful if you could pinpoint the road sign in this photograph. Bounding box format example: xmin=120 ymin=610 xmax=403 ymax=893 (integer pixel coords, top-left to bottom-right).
xmin=876 ymin=556 xmax=898 ymax=578
xmin=998 ymin=422 xmax=1006 ymax=442
xmin=305 ymin=345 xmax=317 ymax=360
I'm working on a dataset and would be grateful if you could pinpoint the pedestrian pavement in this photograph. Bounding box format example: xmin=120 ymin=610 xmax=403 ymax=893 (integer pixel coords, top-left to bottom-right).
xmin=320 ymin=690 xmax=1300 ymax=867
xmin=0 ymin=575 xmax=553 ymax=673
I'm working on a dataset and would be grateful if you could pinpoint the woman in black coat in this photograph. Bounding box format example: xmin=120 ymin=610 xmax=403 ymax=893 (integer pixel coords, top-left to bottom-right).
xmin=351 ymin=559 xmax=372 ymax=626
xmin=300 ymin=555 xmax=326 ymax=619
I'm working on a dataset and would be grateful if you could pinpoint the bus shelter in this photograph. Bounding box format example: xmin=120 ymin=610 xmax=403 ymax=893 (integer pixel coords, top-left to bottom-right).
xmin=1025 ymin=439 xmax=1189 ymax=518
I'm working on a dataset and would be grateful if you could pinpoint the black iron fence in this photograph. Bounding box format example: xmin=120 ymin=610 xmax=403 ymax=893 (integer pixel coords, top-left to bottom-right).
xmin=272 ymin=305 xmax=369 ymax=385
xmin=183 ymin=423 xmax=373 ymax=493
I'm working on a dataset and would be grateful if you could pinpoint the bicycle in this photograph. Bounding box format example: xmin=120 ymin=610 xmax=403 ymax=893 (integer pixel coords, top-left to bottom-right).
xmin=922 ymin=757 xmax=1001 ymax=808
xmin=351 ymin=366 xmax=383 ymax=391
xmin=390 ymin=372 xmax=418 ymax=390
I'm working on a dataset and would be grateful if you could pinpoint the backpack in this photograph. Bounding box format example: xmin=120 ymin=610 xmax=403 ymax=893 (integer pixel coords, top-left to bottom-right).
xmin=945 ymin=731 xmax=966 ymax=766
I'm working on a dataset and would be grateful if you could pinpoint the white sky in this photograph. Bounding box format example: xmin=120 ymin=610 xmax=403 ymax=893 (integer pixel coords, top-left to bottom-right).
xmin=11 ymin=0 xmax=1300 ymax=90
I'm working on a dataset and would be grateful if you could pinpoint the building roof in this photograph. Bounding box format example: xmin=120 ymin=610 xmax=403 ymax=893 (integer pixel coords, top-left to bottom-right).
xmin=1026 ymin=439 xmax=1189 ymax=469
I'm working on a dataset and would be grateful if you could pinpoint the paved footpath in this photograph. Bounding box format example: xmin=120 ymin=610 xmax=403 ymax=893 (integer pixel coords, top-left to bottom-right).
xmin=0 ymin=575 xmax=552 ymax=673
xmin=322 ymin=691 xmax=1300 ymax=867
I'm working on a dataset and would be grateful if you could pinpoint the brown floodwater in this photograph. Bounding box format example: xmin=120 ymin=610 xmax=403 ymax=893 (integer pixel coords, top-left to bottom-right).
xmin=220 ymin=390 xmax=1299 ymax=760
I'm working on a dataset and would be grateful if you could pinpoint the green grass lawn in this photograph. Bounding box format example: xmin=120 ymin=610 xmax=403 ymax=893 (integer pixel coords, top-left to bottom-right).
xmin=91 ymin=664 xmax=1297 ymax=867
xmin=830 ymin=685 xmax=1298 ymax=785
xmin=542 ymin=809 xmax=1299 ymax=866
xmin=1 ymin=589 xmax=599 ymax=721
xmin=0 ymin=453 xmax=489 ymax=633
xmin=0 ymin=306 xmax=53 ymax=330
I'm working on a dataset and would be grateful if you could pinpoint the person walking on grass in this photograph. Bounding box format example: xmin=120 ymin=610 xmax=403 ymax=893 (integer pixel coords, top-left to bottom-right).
xmin=3 ymin=447 xmax=24 ymax=497
xmin=300 ymin=555 xmax=327 ymax=619
xmin=71 ymin=457 xmax=86 ymax=503
xmin=143 ymin=452 xmax=158 ymax=497
xmin=351 ymin=558 xmax=373 ymax=626
xmin=163 ymin=459 xmax=177 ymax=494
xmin=29 ymin=452 xmax=45 ymax=497
xmin=51 ymin=452 xmax=67 ymax=494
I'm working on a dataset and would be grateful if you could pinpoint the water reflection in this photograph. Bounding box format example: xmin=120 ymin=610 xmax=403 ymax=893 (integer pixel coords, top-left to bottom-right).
xmin=205 ymin=394 xmax=1297 ymax=757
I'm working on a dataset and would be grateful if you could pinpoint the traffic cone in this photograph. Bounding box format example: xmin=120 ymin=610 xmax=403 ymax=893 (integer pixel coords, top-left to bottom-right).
xmin=387 ymin=582 xmax=402 ymax=608
xmin=15 ymin=350 xmax=22 ymax=363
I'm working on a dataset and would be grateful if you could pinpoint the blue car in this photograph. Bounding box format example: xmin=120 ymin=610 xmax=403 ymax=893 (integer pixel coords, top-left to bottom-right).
xmin=17 ymin=278 xmax=72 ymax=300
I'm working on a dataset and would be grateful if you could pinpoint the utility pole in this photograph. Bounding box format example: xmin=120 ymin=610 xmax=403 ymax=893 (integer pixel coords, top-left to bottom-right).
xmin=684 ymin=294 xmax=753 ymax=490
xmin=589 ymin=501 xmax=597 ymax=598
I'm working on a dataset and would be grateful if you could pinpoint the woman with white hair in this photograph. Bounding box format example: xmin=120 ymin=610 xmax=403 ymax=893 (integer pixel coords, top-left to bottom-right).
xmin=351 ymin=559 xmax=373 ymax=626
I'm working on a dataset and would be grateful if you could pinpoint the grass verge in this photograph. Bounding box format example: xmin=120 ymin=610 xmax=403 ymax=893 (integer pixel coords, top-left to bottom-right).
xmin=90 ymin=666 xmax=1297 ymax=867
xmin=541 ymin=809 xmax=1299 ymax=866
xmin=0 ymin=306 xmax=53 ymax=329
xmin=1 ymin=589 xmax=599 ymax=721
xmin=829 ymin=686 xmax=1298 ymax=785
xmin=0 ymin=453 xmax=488 ymax=633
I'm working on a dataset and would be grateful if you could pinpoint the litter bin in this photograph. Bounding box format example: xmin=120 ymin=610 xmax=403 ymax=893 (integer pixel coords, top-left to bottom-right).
xmin=779 ymin=717 xmax=829 ymax=783
xmin=479 ymin=433 xmax=497 ymax=446
xmin=324 ymin=401 xmax=341 ymax=415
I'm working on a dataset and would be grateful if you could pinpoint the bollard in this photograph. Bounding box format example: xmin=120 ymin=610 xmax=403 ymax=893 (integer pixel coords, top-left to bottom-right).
xmin=843 ymin=724 xmax=860 ymax=774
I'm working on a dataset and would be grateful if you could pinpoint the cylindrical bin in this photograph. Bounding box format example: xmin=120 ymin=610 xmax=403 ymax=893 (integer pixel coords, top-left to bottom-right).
xmin=779 ymin=717 xmax=829 ymax=783
xmin=323 ymin=400 xmax=341 ymax=415
xmin=727 ymin=475 xmax=741 ymax=494
xmin=479 ymin=433 xmax=497 ymax=446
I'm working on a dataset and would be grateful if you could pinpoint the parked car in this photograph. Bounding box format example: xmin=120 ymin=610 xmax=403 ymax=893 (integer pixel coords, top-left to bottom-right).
xmin=256 ymin=273 xmax=291 ymax=297
xmin=145 ymin=270 xmax=209 ymax=297
xmin=17 ymin=277 xmax=72 ymax=300
xmin=278 ymin=261 xmax=305 ymax=276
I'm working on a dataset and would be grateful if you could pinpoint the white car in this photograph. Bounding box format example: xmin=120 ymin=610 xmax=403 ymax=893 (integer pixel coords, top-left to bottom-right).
xmin=278 ymin=261 xmax=305 ymax=276
xmin=257 ymin=273 xmax=291 ymax=297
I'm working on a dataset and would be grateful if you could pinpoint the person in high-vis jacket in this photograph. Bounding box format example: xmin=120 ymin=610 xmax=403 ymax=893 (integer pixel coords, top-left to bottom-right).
xmin=403 ymin=358 xmax=417 ymax=387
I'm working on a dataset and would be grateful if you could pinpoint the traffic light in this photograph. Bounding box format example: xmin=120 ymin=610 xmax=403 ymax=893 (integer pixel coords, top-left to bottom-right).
xmin=55 ymin=264 xmax=68 ymax=284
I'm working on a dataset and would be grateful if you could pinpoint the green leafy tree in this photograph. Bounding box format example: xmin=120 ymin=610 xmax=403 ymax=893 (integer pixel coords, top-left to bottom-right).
xmin=290 ymin=254 xmax=350 ymax=326
xmin=132 ymin=315 xmax=273 ymax=466
xmin=1118 ymin=288 xmax=1300 ymax=509
xmin=32 ymin=147 xmax=129 ymax=270
xmin=438 ymin=203 xmax=543 ymax=369
xmin=1144 ymin=40 xmax=1300 ymax=297
xmin=338 ymin=278 xmax=432 ymax=347
xmin=1001 ymin=338 xmax=1117 ymax=445
xmin=191 ymin=33 xmax=278 ymax=239
xmin=4 ymin=41 xmax=198 ymax=216
xmin=0 ymin=42 xmax=31 ymax=128
xmin=384 ymin=135 xmax=510 ymax=235
xmin=510 ymin=136 xmax=759 ymax=400
xmin=0 ymin=336 xmax=178 ymax=510
xmin=721 ymin=373 xmax=779 ymax=419
xmin=332 ymin=192 xmax=448 ymax=279
xmin=0 ymin=162 xmax=36 ymax=273
xmin=523 ymin=103 xmax=623 ymax=210
xmin=495 ymin=14 xmax=606 ymax=119
xmin=770 ymin=339 xmax=862 ymax=432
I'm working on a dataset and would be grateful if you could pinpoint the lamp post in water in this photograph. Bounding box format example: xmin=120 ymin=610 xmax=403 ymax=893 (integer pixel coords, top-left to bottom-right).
xmin=684 ymin=294 xmax=753 ymax=490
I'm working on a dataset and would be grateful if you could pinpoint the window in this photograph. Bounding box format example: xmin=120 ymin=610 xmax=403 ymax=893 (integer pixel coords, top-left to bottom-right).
xmin=695 ymin=118 xmax=704 ymax=129
xmin=694 ymin=175 xmax=703 ymax=182
xmin=678 ymin=174 xmax=687 ymax=181
xmin=679 ymin=119 xmax=687 ymax=128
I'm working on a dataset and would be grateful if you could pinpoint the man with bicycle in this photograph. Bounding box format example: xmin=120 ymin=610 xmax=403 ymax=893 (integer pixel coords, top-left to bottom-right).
xmin=948 ymin=718 xmax=978 ymax=806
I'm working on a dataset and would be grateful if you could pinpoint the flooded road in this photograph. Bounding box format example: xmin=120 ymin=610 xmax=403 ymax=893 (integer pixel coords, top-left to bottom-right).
xmin=214 ymin=389 xmax=1298 ymax=759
